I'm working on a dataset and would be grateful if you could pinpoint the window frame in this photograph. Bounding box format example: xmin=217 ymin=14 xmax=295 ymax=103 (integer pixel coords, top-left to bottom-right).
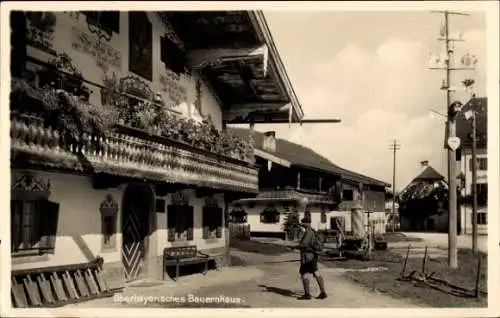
xmin=11 ymin=177 xmax=58 ymax=259
xmin=260 ymin=206 xmax=280 ymax=224
xmin=82 ymin=11 xmax=120 ymax=34
xmin=202 ymin=206 xmax=223 ymax=239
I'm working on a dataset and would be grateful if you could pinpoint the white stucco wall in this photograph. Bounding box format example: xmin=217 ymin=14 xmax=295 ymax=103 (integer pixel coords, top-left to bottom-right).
xmin=11 ymin=170 xmax=124 ymax=271
xmin=460 ymin=148 xmax=488 ymax=235
xmin=239 ymin=203 xmax=330 ymax=233
xmin=155 ymin=189 xmax=226 ymax=254
xmin=27 ymin=12 xmax=223 ymax=129
xmin=11 ymin=170 xmax=226 ymax=271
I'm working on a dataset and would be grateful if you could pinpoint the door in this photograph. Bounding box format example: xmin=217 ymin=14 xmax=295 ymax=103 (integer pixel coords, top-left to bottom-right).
xmin=122 ymin=185 xmax=152 ymax=282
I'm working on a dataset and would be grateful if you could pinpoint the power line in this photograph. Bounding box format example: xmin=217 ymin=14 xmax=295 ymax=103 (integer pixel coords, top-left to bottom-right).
xmin=389 ymin=140 xmax=401 ymax=233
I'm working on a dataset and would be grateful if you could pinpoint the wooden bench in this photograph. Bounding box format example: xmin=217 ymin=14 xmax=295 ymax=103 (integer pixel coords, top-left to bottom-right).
xmin=163 ymin=246 xmax=214 ymax=281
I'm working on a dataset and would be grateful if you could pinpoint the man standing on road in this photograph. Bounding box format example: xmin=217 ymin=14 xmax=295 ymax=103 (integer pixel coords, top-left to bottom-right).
xmin=290 ymin=216 xmax=328 ymax=300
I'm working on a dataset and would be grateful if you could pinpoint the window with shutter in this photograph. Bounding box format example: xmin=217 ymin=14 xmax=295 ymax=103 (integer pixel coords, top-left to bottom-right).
xmin=128 ymin=11 xmax=153 ymax=81
xmin=82 ymin=11 xmax=120 ymax=34
xmin=11 ymin=173 xmax=54 ymax=257
xmin=160 ymin=35 xmax=186 ymax=74
xmin=260 ymin=207 xmax=280 ymax=224
xmin=167 ymin=205 xmax=177 ymax=242
xmin=186 ymin=206 xmax=194 ymax=241
xmin=215 ymin=208 xmax=223 ymax=238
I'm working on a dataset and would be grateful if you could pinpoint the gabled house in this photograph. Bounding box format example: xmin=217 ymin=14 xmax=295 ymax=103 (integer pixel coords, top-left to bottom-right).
xmin=456 ymin=97 xmax=488 ymax=235
xmin=8 ymin=10 xmax=305 ymax=307
xmin=398 ymin=164 xmax=453 ymax=233
xmin=227 ymin=128 xmax=390 ymax=239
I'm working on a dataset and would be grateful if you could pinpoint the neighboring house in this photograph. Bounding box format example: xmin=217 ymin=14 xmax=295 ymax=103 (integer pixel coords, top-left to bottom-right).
xmin=9 ymin=10 xmax=304 ymax=297
xmin=398 ymin=164 xmax=453 ymax=233
xmin=456 ymin=97 xmax=488 ymax=235
xmin=227 ymin=129 xmax=390 ymax=239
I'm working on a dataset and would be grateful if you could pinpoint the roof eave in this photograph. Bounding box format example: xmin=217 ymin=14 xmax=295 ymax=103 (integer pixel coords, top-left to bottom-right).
xmin=248 ymin=11 xmax=305 ymax=122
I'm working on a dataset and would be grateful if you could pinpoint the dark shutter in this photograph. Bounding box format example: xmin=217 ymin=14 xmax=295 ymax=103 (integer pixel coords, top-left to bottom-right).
xmin=186 ymin=206 xmax=194 ymax=241
xmin=276 ymin=211 xmax=280 ymax=223
xmin=167 ymin=205 xmax=177 ymax=242
xmin=39 ymin=200 xmax=60 ymax=254
xmin=10 ymin=11 xmax=27 ymax=78
xmin=215 ymin=208 xmax=223 ymax=238
xmin=202 ymin=207 xmax=209 ymax=239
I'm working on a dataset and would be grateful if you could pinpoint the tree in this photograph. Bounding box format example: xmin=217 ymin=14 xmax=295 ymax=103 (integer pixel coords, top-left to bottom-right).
xmin=282 ymin=210 xmax=302 ymax=241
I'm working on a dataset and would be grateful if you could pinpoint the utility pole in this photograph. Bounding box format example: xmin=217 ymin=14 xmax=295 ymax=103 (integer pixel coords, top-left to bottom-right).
xmin=389 ymin=140 xmax=400 ymax=232
xmin=428 ymin=10 xmax=471 ymax=269
xmin=471 ymin=108 xmax=478 ymax=254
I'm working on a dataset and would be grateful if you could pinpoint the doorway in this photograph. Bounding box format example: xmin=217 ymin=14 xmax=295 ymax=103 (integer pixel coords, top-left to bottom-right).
xmin=121 ymin=184 xmax=153 ymax=282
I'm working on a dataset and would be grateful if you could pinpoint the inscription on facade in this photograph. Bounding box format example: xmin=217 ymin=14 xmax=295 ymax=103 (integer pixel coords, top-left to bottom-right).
xmin=71 ymin=27 xmax=122 ymax=69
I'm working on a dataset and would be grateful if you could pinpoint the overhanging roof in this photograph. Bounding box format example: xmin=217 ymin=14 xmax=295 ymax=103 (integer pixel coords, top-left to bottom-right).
xmin=160 ymin=11 xmax=304 ymax=124
xmin=230 ymin=128 xmax=390 ymax=188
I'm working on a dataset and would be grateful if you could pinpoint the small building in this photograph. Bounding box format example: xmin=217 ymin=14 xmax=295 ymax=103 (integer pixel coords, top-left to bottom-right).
xmin=9 ymin=10 xmax=305 ymax=304
xmin=456 ymin=97 xmax=488 ymax=235
xmin=228 ymin=129 xmax=389 ymax=239
xmin=398 ymin=164 xmax=453 ymax=233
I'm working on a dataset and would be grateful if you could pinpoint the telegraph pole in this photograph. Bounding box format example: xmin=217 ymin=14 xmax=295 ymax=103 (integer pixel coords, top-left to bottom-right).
xmin=428 ymin=10 xmax=471 ymax=269
xmin=471 ymin=108 xmax=478 ymax=254
xmin=389 ymin=140 xmax=400 ymax=232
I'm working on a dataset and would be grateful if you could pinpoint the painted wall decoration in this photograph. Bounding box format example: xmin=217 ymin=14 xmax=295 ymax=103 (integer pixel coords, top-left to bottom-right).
xmin=71 ymin=27 xmax=122 ymax=70
xmin=171 ymin=191 xmax=189 ymax=206
xmin=159 ymin=71 xmax=188 ymax=106
xmin=26 ymin=12 xmax=57 ymax=55
xmin=155 ymin=13 xmax=185 ymax=50
xmin=128 ymin=12 xmax=153 ymax=81
xmin=84 ymin=11 xmax=120 ymax=42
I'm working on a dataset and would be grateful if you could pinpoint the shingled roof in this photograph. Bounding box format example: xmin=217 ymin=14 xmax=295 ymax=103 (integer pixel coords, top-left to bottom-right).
xmin=229 ymin=127 xmax=389 ymax=187
xmin=414 ymin=166 xmax=445 ymax=181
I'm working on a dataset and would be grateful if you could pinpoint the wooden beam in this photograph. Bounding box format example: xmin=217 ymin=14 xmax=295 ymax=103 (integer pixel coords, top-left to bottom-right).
xmin=186 ymin=45 xmax=268 ymax=73
xmin=222 ymin=103 xmax=290 ymax=121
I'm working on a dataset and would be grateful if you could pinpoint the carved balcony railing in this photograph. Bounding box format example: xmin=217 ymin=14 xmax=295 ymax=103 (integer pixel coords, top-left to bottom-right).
xmin=11 ymin=52 xmax=255 ymax=164
xmin=10 ymin=112 xmax=259 ymax=193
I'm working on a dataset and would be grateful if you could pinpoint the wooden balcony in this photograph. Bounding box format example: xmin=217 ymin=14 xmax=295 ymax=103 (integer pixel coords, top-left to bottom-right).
xmin=9 ymin=53 xmax=259 ymax=193
xmin=10 ymin=111 xmax=259 ymax=193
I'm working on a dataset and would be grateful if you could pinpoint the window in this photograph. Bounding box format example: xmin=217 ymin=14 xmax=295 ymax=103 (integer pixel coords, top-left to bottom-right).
xmin=477 ymin=183 xmax=488 ymax=206
xmin=470 ymin=158 xmax=488 ymax=171
xmin=476 ymin=212 xmax=487 ymax=225
xmin=320 ymin=209 xmax=327 ymax=223
xmin=167 ymin=205 xmax=194 ymax=242
xmin=11 ymin=200 xmax=59 ymax=256
xmin=128 ymin=12 xmax=152 ymax=81
xmin=330 ymin=216 xmax=346 ymax=233
xmin=103 ymin=216 xmax=114 ymax=245
xmin=160 ymin=35 xmax=186 ymax=75
xmin=260 ymin=206 xmax=280 ymax=224
xmin=11 ymin=173 xmax=58 ymax=257
xmin=202 ymin=207 xmax=223 ymax=239
xmin=155 ymin=198 xmax=166 ymax=213
xmin=230 ymin=206 xmax=247 ymax=224
xmin=82 ymin=11 xmax=120 ymax=34
xmin=342 ymin=189 xmax=354 ymax=201
xmin=100 ymin=193 xmax=118 ymax=251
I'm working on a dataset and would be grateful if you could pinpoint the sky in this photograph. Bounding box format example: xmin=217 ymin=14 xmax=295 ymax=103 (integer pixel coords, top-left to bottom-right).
xmin=240 ymin=10 xmax=487 ymax=192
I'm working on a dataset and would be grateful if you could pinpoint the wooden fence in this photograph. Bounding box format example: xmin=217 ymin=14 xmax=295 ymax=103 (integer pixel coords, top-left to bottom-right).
xmin=229 ymin=223 xmax=251 ymax=240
